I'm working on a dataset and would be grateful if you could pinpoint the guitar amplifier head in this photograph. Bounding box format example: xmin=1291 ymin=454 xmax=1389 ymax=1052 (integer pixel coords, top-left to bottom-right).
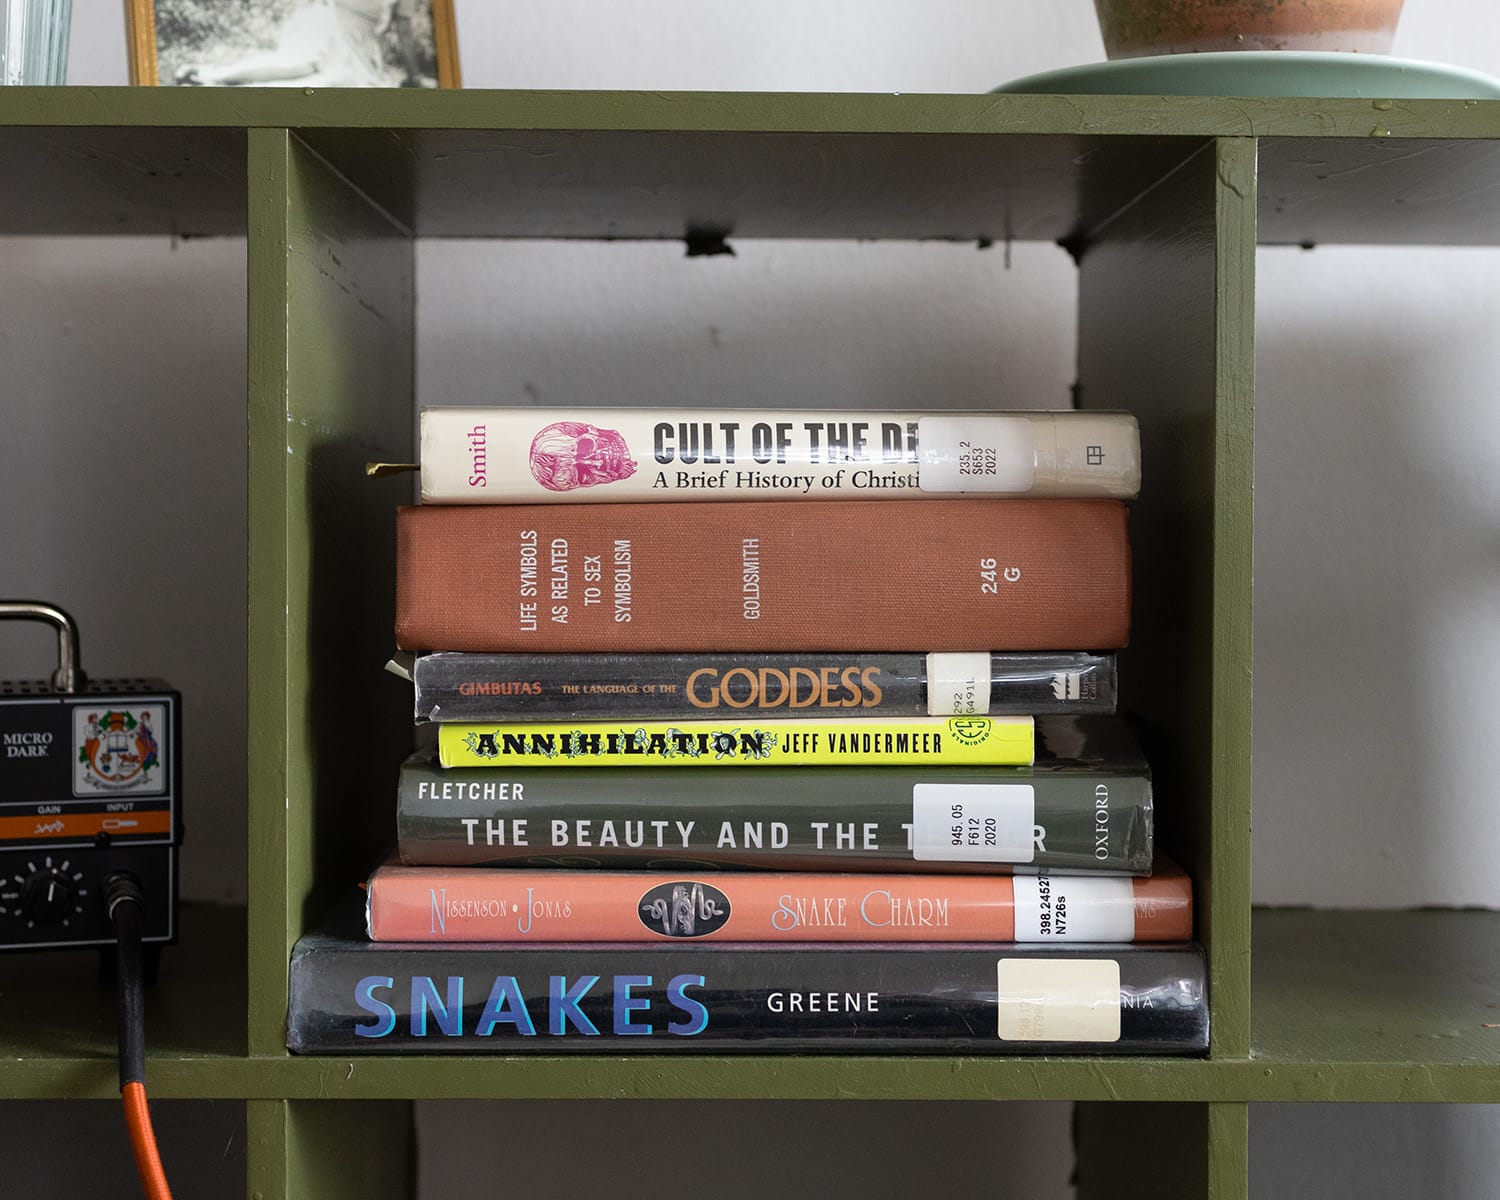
xmin=0 ymin=602 xmax=181 ymax=951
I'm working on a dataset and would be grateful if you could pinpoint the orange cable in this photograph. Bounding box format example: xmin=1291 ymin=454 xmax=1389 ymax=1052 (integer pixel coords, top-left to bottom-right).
xmin=121 ymin=1081 xmax=174 ymax=1200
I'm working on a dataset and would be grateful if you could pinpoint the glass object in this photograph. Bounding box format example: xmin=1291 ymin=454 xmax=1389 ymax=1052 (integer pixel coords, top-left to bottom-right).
xmin=1 ymin=0 xmax=71 ymax=85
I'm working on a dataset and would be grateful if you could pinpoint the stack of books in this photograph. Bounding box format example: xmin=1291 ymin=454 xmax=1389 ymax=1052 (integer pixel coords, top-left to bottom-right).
xmin=286 ymin=406 xmax=1208 ymax=1054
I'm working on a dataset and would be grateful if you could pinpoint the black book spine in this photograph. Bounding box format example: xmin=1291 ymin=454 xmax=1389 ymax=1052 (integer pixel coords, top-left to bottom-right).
xmin=396 ymin=758 xmax=1152 ymax=875
xmin=410 ymin=651 xmax=1117 ymax=721
xmin=287 ymin=936 xmax=1208 ymax=1055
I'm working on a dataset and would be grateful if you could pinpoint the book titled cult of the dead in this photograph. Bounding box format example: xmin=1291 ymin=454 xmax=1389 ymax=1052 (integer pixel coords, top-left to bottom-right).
xmin=397 ymin=716 xmax=1152 ymax=875
xmin=416 ymin=407 xmax=1141 ymax=504
xmin=286 ymin=934 xmax=1208 ymax=1055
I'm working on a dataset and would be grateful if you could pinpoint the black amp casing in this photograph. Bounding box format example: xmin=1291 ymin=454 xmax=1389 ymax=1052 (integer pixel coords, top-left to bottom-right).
xmin=0 ymin=677 xmax=181 ymax=950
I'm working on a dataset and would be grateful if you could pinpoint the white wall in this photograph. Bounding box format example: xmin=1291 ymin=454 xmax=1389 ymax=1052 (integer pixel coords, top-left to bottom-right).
xmin=1 ymin=0 xmax=1497 ymax=1196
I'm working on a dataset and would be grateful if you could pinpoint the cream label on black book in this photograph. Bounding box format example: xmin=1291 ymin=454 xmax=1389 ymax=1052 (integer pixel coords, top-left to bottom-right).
xmin=996 ymin=959 xmax=1122 ymax=1042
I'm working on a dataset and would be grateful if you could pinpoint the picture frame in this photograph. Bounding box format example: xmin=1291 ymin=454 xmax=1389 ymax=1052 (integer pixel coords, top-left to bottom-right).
xmin=126 ymin=0 xmax=461 ymax=88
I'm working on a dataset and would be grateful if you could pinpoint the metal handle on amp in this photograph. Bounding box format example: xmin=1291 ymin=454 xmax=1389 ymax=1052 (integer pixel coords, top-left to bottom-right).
xmin=0 ymin=600 xmax=87 ymax=693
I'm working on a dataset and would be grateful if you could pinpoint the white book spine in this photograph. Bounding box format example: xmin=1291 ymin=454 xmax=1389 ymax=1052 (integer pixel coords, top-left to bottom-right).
xmin=419 ymin=408 xmax=1140 ymax=503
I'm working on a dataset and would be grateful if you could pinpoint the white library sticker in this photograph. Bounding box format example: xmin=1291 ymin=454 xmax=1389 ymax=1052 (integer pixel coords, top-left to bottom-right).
xmin=917 ymin=416 xmax=1035 ymax=493
xmin=1012 ymin=874 xmax=1137 ymax=942
xmin=925 ymin=651 xmax=991 ymax=716
xmin=996 ymin=959 xmax=1121 ymax=1042
xmin=910 ymin=783 xmax=1035 ymax=863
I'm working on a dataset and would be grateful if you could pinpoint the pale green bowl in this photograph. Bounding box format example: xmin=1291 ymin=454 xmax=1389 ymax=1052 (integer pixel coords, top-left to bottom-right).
xmin=995 ymin=51 xmax=1500 ymax=98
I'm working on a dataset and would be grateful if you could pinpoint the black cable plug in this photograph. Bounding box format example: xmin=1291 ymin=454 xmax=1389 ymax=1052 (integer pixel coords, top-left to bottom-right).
xmin=104 ymin=871 xmax=147 ymax=1088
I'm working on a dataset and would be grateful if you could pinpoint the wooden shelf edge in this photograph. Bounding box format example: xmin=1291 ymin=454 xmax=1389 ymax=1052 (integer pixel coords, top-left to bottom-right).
xmin=4 ymin=87 xmax=1500 ymax=140
xmin=3 ymin=1054 xmax=1497 ymax=1103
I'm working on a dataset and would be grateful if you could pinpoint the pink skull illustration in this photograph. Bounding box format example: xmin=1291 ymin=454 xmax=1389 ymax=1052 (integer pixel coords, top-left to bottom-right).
xmin=529 ymin=421 xmax=638 ymax=492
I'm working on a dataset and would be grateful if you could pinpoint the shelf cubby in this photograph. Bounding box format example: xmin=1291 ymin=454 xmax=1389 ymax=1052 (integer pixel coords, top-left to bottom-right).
xmin=5 ymin=87 xmax=1500 ymax=1198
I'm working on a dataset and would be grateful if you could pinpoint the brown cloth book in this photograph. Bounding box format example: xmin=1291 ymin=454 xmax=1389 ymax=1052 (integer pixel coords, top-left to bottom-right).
xmin=394 ymin=498 xmax=1130 ymax=653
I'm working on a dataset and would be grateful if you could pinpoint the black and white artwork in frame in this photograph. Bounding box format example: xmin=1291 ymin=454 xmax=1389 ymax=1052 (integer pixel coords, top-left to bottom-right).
xmin=133 ymin=0 xmax=456 ymax=88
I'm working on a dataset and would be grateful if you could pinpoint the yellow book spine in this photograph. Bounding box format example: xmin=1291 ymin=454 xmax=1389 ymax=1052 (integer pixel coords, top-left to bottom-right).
xmin=437 ymin=716 xmax=1034 ymax=768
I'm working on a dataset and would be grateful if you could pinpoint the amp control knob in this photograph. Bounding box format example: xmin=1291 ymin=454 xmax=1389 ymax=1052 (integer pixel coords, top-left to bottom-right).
xmin=15 ymin=859 xmax=86 ymax=926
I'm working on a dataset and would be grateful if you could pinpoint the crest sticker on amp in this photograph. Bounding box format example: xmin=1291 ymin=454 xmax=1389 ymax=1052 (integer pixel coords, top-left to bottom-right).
xmin=73 ymin=704 xmax=167 ymax=795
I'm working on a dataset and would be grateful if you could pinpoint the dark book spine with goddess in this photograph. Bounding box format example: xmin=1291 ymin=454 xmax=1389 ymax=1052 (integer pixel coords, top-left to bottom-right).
xmin=409 ymin=650 xmax=1118 ymax=721
xmin=393 ymin=498 xmax=1131 ymax=653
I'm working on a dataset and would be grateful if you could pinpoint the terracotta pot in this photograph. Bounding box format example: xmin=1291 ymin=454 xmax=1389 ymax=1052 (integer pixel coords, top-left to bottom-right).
xmin=1093 ymin=0 xmax=1405 ymax=59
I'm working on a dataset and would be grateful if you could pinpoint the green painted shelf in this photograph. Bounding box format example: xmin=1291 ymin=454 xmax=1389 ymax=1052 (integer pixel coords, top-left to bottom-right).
xmin=3 ymin=87 xmax=1498 ymax=1199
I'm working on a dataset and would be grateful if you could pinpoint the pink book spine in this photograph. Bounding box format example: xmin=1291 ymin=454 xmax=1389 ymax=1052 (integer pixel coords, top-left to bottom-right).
xmin=364 ymin=865 xmax=1192 ymax=943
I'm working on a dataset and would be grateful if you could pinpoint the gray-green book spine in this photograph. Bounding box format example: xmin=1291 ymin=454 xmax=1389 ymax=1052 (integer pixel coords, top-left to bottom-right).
xmin=396 ymin=716 xmax=1152 ymax=875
